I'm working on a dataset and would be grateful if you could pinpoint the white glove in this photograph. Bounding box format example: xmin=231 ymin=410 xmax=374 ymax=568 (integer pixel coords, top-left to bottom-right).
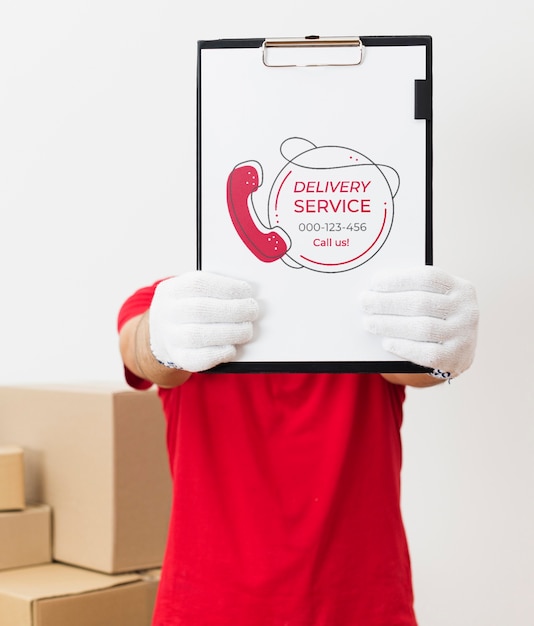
xmin=360 ymin=266 xmax=479 ymax=379
xmin=149 ymin=271 xmax=259 ymax=372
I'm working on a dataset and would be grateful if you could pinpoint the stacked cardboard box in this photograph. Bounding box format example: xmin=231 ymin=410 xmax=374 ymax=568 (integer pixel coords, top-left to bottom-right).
xmin=0 ymin=445 xmax=52 ymax=574
xmin=0 ymin=384 xmax=171 ymax=626
xmin=0 ymin=503 xmax=52 ymax=571
xmin=0 ymin=445 xmax=25 ymax=510
xmin=0 ymin=564 xmax=161 ymax=626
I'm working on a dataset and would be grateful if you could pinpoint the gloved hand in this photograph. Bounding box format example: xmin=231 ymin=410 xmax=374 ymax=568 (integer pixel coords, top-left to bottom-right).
xmin=149 ymin=271 xmax=259 ymax=372
xmin=360 ymin=266 xmax=479 ymax=379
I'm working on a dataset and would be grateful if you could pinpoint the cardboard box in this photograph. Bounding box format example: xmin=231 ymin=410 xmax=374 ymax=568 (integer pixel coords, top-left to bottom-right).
xmin=0 ymin=563 xmax=156 ymax=626
xmin=0 ymin=384 xmax=172 ymax=574
xmin=0 ymin=504 xmax=52 ymax=571
xmin=138 ymin=568 xmax=161 ymax=623
xmin=0 ymin=445 xmax=25 ymax=510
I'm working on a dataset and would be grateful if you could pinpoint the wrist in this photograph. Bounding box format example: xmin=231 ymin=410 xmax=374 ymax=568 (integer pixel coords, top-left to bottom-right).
xmin=137 ymin=312 xmax=192 ymax=388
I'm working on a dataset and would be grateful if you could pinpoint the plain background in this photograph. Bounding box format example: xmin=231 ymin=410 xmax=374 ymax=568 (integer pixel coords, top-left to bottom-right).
xmin=1 ymin=1 xmax=532 ymax=624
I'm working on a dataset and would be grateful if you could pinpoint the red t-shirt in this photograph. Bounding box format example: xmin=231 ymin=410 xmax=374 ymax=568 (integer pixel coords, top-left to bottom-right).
xmin=118 ymin=284 xmax=417 ymax=626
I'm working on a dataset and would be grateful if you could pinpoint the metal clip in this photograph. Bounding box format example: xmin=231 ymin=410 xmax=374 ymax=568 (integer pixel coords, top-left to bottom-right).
xmin=262 ymin=35 xmax=364 ymax=67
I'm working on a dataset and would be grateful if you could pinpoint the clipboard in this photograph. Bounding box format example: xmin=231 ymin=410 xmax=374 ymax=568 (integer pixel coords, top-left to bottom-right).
xmin=197 ymin=35 xmax=433 ymax=373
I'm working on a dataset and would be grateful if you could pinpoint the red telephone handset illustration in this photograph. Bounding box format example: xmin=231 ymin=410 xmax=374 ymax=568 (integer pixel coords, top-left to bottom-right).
xmin=227 ymin=161 xmax=290 ymax=263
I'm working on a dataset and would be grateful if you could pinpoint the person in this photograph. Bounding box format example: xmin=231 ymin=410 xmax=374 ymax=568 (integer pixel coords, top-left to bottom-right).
xmin=117 ymin=265 xmax=479 ymax=626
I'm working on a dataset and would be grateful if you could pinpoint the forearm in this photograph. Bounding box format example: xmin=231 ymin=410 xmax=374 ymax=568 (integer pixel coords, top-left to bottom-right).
xmin=119 ymin=312 xmax=192 ymax=388
xmin=380 ymin=372 xmax=448 ymax=388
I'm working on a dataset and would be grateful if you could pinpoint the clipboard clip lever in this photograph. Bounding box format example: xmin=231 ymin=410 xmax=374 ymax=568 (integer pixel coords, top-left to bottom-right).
xmin=262 ymin=35 xmax=364 ymax=67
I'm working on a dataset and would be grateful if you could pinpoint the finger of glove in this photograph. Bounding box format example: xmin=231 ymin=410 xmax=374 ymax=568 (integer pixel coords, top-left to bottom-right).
xmin=380 ymin=337 xmax=445 ymax=370
xmin=449 ymin=281 xmax=480 ymax=326
xmin=160 ymin=271 xmax=254 ymax=300
xmin=360 ymin=290 xmax=450 ymax=319
xmin=168 ymin=322 xmax=254 ymax=350
xmin=363 ymin=314 xmax=450 ymax=343
xmin=175 ymin=345 xmax=237 ymax=372
xmin=381 ymin=336 xmax=472 ymax=377
xmin=368 ymin=266 xmax=457 ymax=295
xmin=170 ymin=297 xmax=259 ymax=324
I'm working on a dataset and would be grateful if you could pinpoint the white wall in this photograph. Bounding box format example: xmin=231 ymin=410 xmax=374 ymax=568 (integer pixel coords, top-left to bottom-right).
xmin=1 ymin=1 xmax=532 ymax=624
